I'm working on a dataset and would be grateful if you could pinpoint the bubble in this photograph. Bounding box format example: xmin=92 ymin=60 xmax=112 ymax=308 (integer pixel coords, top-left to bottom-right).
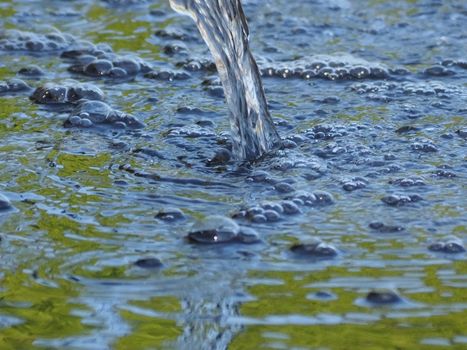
xmin=366 ymin=289 xmax=403 ymax=305
xmin=84 ymin=59 xmax=113 ymax=76
xmin=381 ymin=194 xmax=422 ymax=206
xmin=0 ymin=193 xmax=12 ymax=210
xmin=428 ymin=236 xmax=465 ymax=254
xmin=274 ymin=182 xmax=295 ymax=193
xmin=424 ymin=65 xmax=455 ymax=77
xmin=290 ymin=238 xmax=338 ymax=258
xmin=263 ymin=210 xmax=281 ymax=222
xmin=108 ymin=67 xmax=128 ymax=78
xmin=18 ymin=65 xmax=45 ymax=76
xmin=187 ymin=216 xmax=240 ymax=244
xmin=113 ymin=57 xmax=141 ymax=75
xmin=369 ymin=222 xmax=404 ymax=233
xmin=280 ymin=200 xmax=301 ymax=214
xmin=134 ymin=258 xmax=163 ymax=269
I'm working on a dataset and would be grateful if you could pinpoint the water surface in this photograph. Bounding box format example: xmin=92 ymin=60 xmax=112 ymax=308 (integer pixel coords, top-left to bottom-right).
xmin=0 ymin=0 xmax=466 ymax=349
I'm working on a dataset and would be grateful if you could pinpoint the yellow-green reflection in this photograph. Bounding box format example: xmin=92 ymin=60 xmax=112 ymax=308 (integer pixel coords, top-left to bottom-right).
xmin=114 ymin=296 xmax=182 ymax=350
xmin=230 ymin=312 xmax=467 ymax=350
xmin=0 ymin=268 xmax=91 ymax=350
xmin=56 ymin=152 xmax=112 ymax=188
xmin=230 ymin=263 xmax=467 ymax=349
xmin=85 ymin=5 xmax=167 ymax=56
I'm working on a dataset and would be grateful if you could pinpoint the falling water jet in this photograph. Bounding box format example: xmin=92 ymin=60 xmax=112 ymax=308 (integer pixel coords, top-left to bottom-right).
xmin=169 ymin=0 xmax=282 ymax=161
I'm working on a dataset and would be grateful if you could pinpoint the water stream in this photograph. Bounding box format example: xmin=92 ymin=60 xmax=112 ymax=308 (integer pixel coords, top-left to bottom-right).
xmin=169 ymin=0 xmax=281 ymax=160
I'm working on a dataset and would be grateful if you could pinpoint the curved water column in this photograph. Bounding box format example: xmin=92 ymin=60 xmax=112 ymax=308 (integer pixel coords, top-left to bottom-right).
xmin=169 ymin=0 xmax=282 ymax=161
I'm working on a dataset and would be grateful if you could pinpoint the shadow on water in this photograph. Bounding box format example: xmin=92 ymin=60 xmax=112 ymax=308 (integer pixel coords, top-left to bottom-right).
xmin=0 ymin=0 xmax=466 ymax=349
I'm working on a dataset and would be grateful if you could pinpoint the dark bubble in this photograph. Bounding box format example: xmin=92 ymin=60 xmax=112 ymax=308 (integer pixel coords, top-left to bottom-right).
xmin=25 ymin=40 xmax=45 ymax=51
xmin=65 ymin=100 xmax=145 ymax=129
xmin=246 ymin=170 xmax=275 ymax=184
xmin=207 ymin=148 xmax=232 ymax=166
xmin=349 ymin=66 xmax=370 ymax=79
xmin=318 ymin=67 xmax=336 ymax=80
xmin=432 ymin=170 xmax=456 ymax=179
xmin=155 ymin=208 xmax=185 ymax=222
xmin=301 ymin=70 xmax=317 ymax=79
xmin=369 ymin=67 xmax=389 ymax=79
xmin=280 ymin=200 xmax=301 ymax=214
xmin=290 ymin=238 xmax=338 ymax=258
xmin=310 ymin=291 xmax=336 ymax=300
xmin=134 ymin=258 xmax=163 ymax=269
xmin=31 ymin=80 xmax=104 ymax=104
xmin=424 ymin=65 xmax=455 ymax=77
xmin=411 ymin=142 xmax=438 ymax=153
xmin=369 ymin=222 xmax=404 ymax=233
xmin=246 ymin=206 xmax=264 ymax=218
xmin=113 ymin=57 xmax=141 ymax=75
xmin=251 ymin=214 xmax=267 ymax=223
xmin=366 ymin=289 xmax=403 ymax=305
xmin=237 ymin=227 xmax=261 ymax=244
xmin=456 ymin=129 xmax=467 ymax=139
xmin=263 ymin=210 xmax=281 ymax=222
xmin=163 ymin=44 xmax=187 ymax=55
xmin=10 ymin=79 xmax=30 ymax=92
xmin=389 ymin=177 xmax=425 ymax=187
xmin=428 ymin=236 xmax=465 ymax=254
xmin=312 ymin=190 xmax=334 ymax=205
xmin=155 ymin=29 xmax=194 ymax=41
xmin=18 ymin=65 xmax=44 ymax=77
xmin=84 ymin=59 xmax=114 ymax=76
xmin=31 ymin=85 xmax=68 ymax=104
xmin=381 ymin=194 xmax=423 ymax=206
xmin=67 ymin=83 xmax=105 ymax=102
xmin=342 ymin=177 xmax=368 ymax=191
xmin=261 ymin=202 xmax=284 ymax=214
xmin=274 ymin=182 xmax=295 ymax=193
xmin=108 ymin=67 xmax=128 ymax=78
xmin=187 ymin=216 xmax=239 ymax=244
xmin=395 ymin=125 xmax=419 ymax=134
xmin=0 ymin=193 xmax=12 ymax=210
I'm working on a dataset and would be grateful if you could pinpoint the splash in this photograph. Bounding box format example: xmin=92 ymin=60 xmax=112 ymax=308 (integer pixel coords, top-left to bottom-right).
xmin=169 ymin=0 xmax=282 ymax=161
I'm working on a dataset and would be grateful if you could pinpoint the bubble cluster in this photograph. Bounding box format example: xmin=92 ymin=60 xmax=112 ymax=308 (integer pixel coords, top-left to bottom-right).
xmin=342 ymin=177 xmax=368 ymax=191
xmin=176 ymin=54 xmax=393 ymax=81
xmin=144 ymin=69 xmax=190 ymax=81
xmin=351 ymin=81 xmax=464 ymax=99
xmin=66 ymin=53 xmax=151 ymax=79
xmin=389 ymin=177 xmax=426 ymax=187
xmin=187 ymin=216 xmax=260 ymax=244
xmin=428 ymin=236 xmax=465 ymax=254
xmin=440 ymin=59 xmax=467 ymax=70
xmin=233 ymin=190 xmax=334 ymax=223
xmin=411 ymin=143 xmax=439 ymax=153
xmin=0 ymin=29 xmax=75 ymax=52
xmin=381 ymin=194 xmax=423 ymax=207
xmin=0 ymin=79 xmax=31 ymax=94
xmin=177 ymin=58 xmax=217 ymax=72
xmin=30 ymin=81 xmax=104 ymax=104
xmin=65 ymin=100 xmax=145 ymax=129
xmin=290 ymin=238 xmax=339 ymax=258
xmin=18 ymin=65 xmax=45 ymax=77
xmin=260 ymin=55 xmax=391 ymax=81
